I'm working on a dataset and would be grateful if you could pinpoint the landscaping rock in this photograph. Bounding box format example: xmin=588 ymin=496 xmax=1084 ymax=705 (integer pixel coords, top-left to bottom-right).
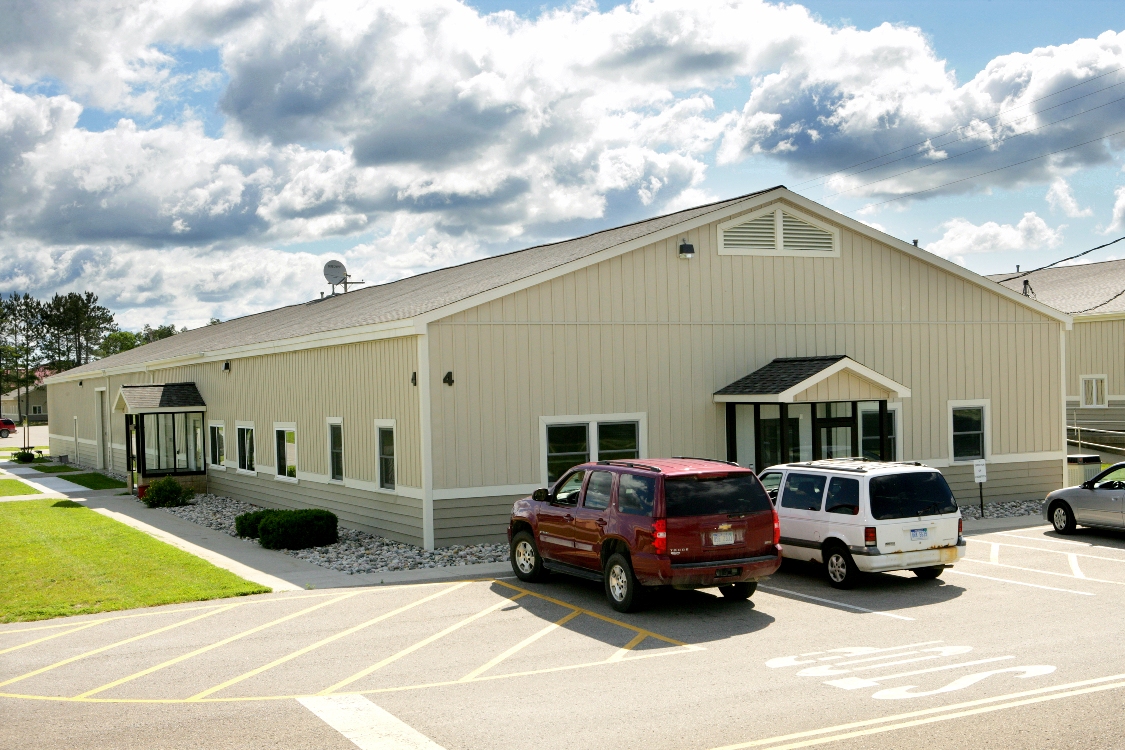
xmin=958 ymin=499 xmax=1043 ymax=520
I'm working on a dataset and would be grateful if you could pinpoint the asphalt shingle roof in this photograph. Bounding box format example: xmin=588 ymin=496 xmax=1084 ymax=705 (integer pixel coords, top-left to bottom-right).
xmin=715 ymin=356 xmax=846 ymax=396
xmin=118 ymin=383 xmax=206 ymax=411
xmin=63 ymin=188 xmax=778 ymax=377
xmin=987 ymin=258 xmax=1125 ymax=315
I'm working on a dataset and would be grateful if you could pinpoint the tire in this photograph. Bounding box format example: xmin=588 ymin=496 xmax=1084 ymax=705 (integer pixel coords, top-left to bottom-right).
xmin=510 ymin=530 xmax=548 ymax=582
xmin=1050 ymin=502 xmax=1077 ymax=534
xmin=0 ymin=429 xmax=8 ymax=438
xmin=604 ymin=552 xmax=642 ymax=613
xmin=823 ymin=545 xmax=861 ymax=589
xmin=719 ymin=581 xmax=757 ymax=600
xmin=912 ymin=566 xmax=944 ymax=580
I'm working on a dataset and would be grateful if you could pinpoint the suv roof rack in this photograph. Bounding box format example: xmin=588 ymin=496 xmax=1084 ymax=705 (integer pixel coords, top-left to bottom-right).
xmin=597 ymin=460 xmax=663 ymax=473
xmin=671 ymin=456 xmax=742 ymax=467
xmin=783 ymin=458 xmax=927 ymax=473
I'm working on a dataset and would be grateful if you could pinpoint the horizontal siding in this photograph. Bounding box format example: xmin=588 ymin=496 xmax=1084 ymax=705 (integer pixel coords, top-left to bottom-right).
xmin=943 ymin=459 xmax=1063 ymax=505
xmin=433 ymin=494 xmax=520 ymax=546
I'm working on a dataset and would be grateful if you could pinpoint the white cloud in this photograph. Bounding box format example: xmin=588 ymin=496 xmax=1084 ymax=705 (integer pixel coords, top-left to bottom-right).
xmin=1046 ymin=178 xmax=1093 ymax=217
xmin=1107 ymin=185 xmax=1125 ymax=233
xmin=928 ymin=212 xmax=1064 ymax=262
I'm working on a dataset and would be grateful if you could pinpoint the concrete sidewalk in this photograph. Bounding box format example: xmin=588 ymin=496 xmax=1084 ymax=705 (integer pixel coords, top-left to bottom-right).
xmin=962 ymin=513 xmax=1049 ymax=535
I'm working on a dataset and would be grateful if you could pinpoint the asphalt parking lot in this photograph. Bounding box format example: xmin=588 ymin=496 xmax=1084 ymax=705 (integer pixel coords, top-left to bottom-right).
xmin=5 ymin=523 xmax=1125 ymax=749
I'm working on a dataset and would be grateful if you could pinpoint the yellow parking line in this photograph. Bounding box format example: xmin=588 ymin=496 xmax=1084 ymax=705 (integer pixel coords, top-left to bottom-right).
xmin=0 ymin=621 xmax=105 ymax=657
xmin=76 ymin=591 xmax=361 ymax=699
xmin=320 ymin=591 xmax=527 ymax=694
xmin=459 ymin=609 xmax=582 ymax=682
xmin=606 ymin=632 xmax=648 ymax=663
xmin=0 ymin=603 xmax=242 ymax=689
xmin=188 ymin=582 xmax=472 ymax=700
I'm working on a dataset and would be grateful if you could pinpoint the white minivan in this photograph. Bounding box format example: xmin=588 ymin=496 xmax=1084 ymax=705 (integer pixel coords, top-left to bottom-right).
xmin=758 ymin=459 xmax=965 ymax=589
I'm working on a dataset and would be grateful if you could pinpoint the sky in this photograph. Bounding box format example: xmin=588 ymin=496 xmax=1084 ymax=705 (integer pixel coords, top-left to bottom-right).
xmin=1 ymin=0 xmax=1124 ymax=329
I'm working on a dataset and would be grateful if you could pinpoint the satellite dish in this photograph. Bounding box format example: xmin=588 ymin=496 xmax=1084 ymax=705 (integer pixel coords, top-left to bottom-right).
xmin=323 ymin=260 xmax=347 ymax=286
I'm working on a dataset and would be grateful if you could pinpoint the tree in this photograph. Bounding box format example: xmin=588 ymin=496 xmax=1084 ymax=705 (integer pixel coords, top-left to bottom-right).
xmin=209 ymin=317 xmax=221 ymax=325
xmin=4 ymin=294 xmax=44 ymax=448
xmin=140 ymin=324 xmax=179 ymax=344
xmin=98 ymin=330 xmax=139 ymax=357
xmin=40 ymin=292 xmax=115 ymax=369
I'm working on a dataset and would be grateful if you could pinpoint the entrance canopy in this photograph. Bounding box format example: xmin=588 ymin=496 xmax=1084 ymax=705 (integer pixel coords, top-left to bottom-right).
xmin=113 ymin=383 xmax=208 ymax=484
xmin=113 ymin=382 xmax=206 ymax=414
xmin=713 ymin=355 xmax=910 ymax=403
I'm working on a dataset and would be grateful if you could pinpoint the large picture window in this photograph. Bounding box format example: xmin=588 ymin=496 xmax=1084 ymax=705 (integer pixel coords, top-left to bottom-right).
xmin=237 ymin=426 xmax=255 ymax=472
xmin=141 ymin=412 xmax=204 ymax=475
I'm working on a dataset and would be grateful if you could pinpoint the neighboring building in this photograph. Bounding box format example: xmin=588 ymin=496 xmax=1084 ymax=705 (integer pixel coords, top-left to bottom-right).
xmin=1 ymin=384 xmax=48 ymax=424
xmin=46 ymin=187 xmax=1072 ymax=548
xmin=991 ymin=259 xmax=1125 ymax=461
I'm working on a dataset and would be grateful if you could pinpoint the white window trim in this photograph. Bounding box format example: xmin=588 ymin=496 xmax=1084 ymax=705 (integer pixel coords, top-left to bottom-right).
xmin=717 ymin=204 xmax=841 ymax=258
xmin=539 ymin=412 xmax=648 ymax=487
xmin=273 ymin=421 xmax=298 ymax=483
xmin=948 ymin=399 xmax=990 ymax=463
xmin=235 ymin=421 xmax=256 ymax=475
xmin=326 ymin=417 xmax=344 ymax=483
xmin=208 ymin=420 xmax=226 ymax=471
xmin=374 ymin=419 xmax=398 ymax=493
xmin=1079 ymin=374 xmax=1109 ymax=409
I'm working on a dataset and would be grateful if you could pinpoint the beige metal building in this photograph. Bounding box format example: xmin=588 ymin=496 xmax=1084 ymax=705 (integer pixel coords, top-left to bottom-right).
xmin=46 ymin=187 xmax=1073 ymax=548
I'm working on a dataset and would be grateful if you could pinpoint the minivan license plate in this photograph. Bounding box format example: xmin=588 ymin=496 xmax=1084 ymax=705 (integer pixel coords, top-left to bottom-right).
xmin=910 ymin=528 xmax=928 ymax=541
xmin=711 ymin=531 xmax=735 ymax=546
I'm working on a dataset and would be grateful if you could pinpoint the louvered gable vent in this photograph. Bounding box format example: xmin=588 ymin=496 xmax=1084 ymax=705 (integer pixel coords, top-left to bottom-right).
xmin=719 ymin=206 xmax=838 ymax=256
xmin=722 ymin=212 xmax=775 ymax=250
xmin=781 ymin=211 xmax=834 ymax=252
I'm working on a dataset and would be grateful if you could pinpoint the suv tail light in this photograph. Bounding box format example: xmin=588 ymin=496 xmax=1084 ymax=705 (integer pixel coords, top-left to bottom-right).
xmin=772 ymin=507 xmax=781 ymax=547
xmin=652 ymin=519 xmax=667 ymax=555
xmin=864 ymin=527 xmax=877 ymax=546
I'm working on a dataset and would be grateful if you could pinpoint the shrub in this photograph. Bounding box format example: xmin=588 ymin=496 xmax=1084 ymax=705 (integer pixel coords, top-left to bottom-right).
xmin=13 ymin=450 xmax=35 ymax=463
xmin=141 ymin=476 xmax=192 ymax=508
xmin=234 ymin=509 xmax=277 ymax=539
xmin=257 ymin=509 xmax=338 ymax=550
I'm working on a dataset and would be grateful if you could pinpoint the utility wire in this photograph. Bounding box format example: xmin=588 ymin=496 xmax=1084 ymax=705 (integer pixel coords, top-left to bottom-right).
xmin=794 ymin=64 xmax=1125 ymax=190
xmin=995 ymin=235 xmax=1125 ymax=283
xmin=856 ymin=125 xmax=1125 ymax=212
xmin=1068 ymin=287 xmax=1125 ymax=315
xmin=822 ymin=93 xmax=1125 ymax=199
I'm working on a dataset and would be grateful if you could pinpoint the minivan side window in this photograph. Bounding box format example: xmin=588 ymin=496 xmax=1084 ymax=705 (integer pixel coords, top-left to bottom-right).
xmin=759 ymin=471 xmax=784 ymax=503
xmin=554 ymin=471 xmax=586 ymax=506
xmin=825 ymin=477 xmax=860 ymax=515
xmin=583 ymin=471 xmax=613 ymax=510
xmin=780 ymin=473 xmax=826 ymax=511
xmin=617 ymin=473 xmax=656 ymax=516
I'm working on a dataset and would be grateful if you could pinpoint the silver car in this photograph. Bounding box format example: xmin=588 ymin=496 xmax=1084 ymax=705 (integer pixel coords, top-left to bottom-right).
xmin=1044 ymin=462 xmax=1125 ymax=533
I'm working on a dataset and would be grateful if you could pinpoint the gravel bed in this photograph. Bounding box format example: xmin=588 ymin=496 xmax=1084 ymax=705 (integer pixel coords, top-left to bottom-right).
xmin=958 ymin=499 xmax=1043 ymax=520
xmin=162 ymin=493 xmax=509 ymax=574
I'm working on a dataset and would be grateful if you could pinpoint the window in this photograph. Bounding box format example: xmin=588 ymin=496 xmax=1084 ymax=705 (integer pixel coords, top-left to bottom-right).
xmin=275 ymin=428 xmax=296 ymax=479
xmin=328 ymin=422 xmax=344 ymax=481
xmin=597 ymin=422 xmax=638 ymax=461
xmin=780 ymin=473 xmax=826 ymax=511
xmin=237 ymin=426 xmax=255 ymax=472
xmin=759 ymin=471 xmax=784 ymax=502
xmin=859 ymin=403 xmax=899 ymax=461
xmin=825 ymin=477 xmax=860 ymax=515
xmin=141 ymin=412 xmax=204 ymax=475
xmin=1081 ymin=376 xmax=1108 ymax=408
xmin=554 ymin=471 xmax=586 ymax=505
xmin=664 ymin=474 xmax=772 ymax=517
xmin=952 ymin=407 xmax=985 ymax=461
xmin=31 ymin=405 xmax=43 ymax=415
xmin=209 ymin=425 xmax=225 ymax=467
xmin=869 ymin=472 xmax=957 ymax=520
xmin=547 ymin=424 xmax=589 ymax=484
xmin=583 ymin=471 xmax=613 ymax=510
xmin=378 ymin=427 xmax=395 ymax=490
xmin=617 ymin=474 xmax=656 ymax=516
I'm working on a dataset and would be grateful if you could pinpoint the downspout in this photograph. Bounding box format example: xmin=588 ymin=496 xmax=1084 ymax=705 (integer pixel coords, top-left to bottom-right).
xmin=1060 ymin=326 xmax=1068 ymax=488
xmin=417 ymin=330 xmax=435 ymax=551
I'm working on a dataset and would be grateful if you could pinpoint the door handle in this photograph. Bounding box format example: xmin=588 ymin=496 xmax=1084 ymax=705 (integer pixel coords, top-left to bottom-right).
xmin=595 ymin=518 xmax=608 ymax=526
xmin=563 ymin=514 xmax=574 ymax=523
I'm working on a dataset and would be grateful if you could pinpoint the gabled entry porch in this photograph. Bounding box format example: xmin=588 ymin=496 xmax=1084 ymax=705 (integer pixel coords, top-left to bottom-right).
xmin=715 ymin=356 xmax=911 ymax=471
xmin=114 ymin=382 xmax=208 ymax=496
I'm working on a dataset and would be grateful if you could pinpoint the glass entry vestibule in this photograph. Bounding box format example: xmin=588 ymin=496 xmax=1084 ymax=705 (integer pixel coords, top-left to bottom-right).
xmin=726 ymin=400 xmax=896 ymax=471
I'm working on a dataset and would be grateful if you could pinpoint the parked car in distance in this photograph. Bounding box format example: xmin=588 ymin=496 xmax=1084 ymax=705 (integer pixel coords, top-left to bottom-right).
xmin=0 ymin=418 xmax=17 ymax=438
xmin=1044 ymin=462 xmax=1125 ymax=534
xmin=758 ymin=459 xmax=965 ymax=589
xmin=509 ymin=458 xmax=782 ymax=612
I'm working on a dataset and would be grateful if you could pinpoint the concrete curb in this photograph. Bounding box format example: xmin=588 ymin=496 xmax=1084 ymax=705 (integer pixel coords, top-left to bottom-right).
xmin=962 ymin=515 xmax=1050 ymax=535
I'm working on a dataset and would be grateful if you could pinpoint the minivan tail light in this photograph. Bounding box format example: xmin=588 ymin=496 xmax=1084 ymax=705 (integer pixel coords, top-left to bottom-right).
xmin=653 ymin=519 xmax=667 ymax=555
xmin=864 ymin=527 xmax=877 ymax=546
xmin=958 ymin=518 xmax=963 ymax=537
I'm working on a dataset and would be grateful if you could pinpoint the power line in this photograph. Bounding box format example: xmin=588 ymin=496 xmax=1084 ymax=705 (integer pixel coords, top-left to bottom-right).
xmin=856 ymin=125 xmax=1125 ymax=212
xmin=823 ymin=93 xmax=1125 ymax=199
xmin=794 ymin=64 xmax=1125 ymax=190
xmin=1068 ymin=287 xmax=1125 ymax=315
xmin=996 ymin=235 xmax=1125 ymax=283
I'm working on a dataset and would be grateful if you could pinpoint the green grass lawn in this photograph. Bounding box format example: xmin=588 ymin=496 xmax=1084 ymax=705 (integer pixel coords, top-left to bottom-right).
xmin=0 ymin=479 xmax=41 ymax=497
xmin=31 ymin=464 xmax=79 ymax=473
xmin=62 ymin=473 xmax=127 ymax=490
xmin=0 ymin=499 xmax=269 ymax=622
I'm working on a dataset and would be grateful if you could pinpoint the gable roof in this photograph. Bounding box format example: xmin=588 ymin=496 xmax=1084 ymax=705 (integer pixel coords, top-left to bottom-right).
xmin=113 ymin=383 xmax=206 ymax=414
xmin=987 ymin=258 xmax=1125 ymax=317
xmin=714 ymin=356 xmax=911 ymax=403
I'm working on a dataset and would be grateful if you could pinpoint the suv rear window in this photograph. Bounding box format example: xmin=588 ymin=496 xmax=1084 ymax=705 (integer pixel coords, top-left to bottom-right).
xmin=869 ymin=472 xmax=958 ymax=520
xmin=664 ymin=474 xmax=772 ymax=517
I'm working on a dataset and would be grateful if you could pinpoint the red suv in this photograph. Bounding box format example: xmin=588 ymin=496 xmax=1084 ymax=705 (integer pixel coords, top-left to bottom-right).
xmin=0 ymin=419 xmax=17 ymax=438
xmin=508 ymin=458 xmax=781 ymax=612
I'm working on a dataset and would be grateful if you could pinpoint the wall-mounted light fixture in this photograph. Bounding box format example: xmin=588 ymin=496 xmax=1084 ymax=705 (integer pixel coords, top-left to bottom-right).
xmin=411 ymin=372 xmax=417 ymax=386
xmin=222 ymin=361 xmax=231 ymax=372
xmin=78 ymin=380 xmax=83 ymax=387
xmin=678 ymin=239 xmax=695 ymax=259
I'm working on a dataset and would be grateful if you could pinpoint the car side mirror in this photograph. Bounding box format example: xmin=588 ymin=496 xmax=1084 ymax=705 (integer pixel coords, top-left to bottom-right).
xmin=532 ymin=488 xmax=549 ymax=502
xmin=1081 ymin=481 xmax=1095 ymax=490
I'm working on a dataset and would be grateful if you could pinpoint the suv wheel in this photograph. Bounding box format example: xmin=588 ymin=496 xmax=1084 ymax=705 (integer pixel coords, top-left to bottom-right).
xmin=1050 ymin=502 xmax=1076 ymax=535
xmin=510 ymin=531 xmax=548 ymax=582
xmin=604 ymin=552 xmax=641 ymax=613
xmin=719 ymin=582 xmax=757 ymax=600
xmin=0 ymin=429 xmax=8 ymax=438
xmin=824 ymin=545 xmax=860 ymax=589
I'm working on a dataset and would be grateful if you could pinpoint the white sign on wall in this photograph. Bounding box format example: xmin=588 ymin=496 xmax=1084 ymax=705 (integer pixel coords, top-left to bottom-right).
xmin=973 ymin=459 xmax=987 ymax=484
